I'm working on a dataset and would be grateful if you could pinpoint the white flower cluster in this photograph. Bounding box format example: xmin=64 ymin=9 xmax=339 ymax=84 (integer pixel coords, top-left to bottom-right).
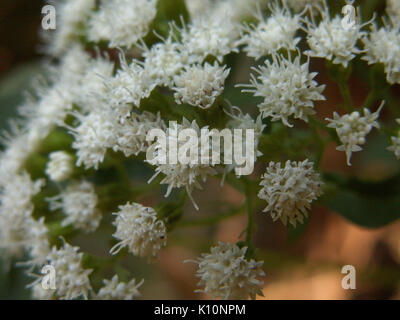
xmin=190 ymin=242 xmax=265 ymax=300
xmin=106 ymin=56 xmax=154 ymax=112
xmin=387 ymin=0 xmax=400 ymax=19
xmin=141 ymin=36 xmax=187 ymax=87
xmin=97 ymin=275 xmax=143 ymax=300
xmin=147 ymin=118 xmax=218 ymax=209
xmin=304 ymin=5 xmax=367 ymax=67
xmin=45 ymin=151 xmax=74 ymax=182
xmin=33 ymin=242 xmax=92 ymax=300
xmin=240 ymin=3 xmax=301 ymax=59
xmin=258 ymin=160 xmax=323 ymax=227
xmin=70 ymin=109 xmax=117 ymax=170
xmin=363 ymin=18 xmax=400 ymax=84
xmin=2 ymin=0 xmax=400 ymax=301
xmin=44 ymin=0 xmax=95 ymax=55
xmin=181 ymin=15 xmax=240 ymax=64
xmin=0 ymin=46 xmax=95 ymax=184
xmin=388 ymin=119 xmax=400 ymax=159
xmin=0 ymin=172 xmax=45 ymax=262
xmin=241 ymin=52 xmax=325 ymax=127
xmin=88 ymin=0 xmax=157 ymax=48
xmin=111 ymin=202 xmax=167 ymax=260
xmin=114 ymin=112 xmax=166 ymax=157
xmin=185 ymin=0 xmax=258 ymax=22
xmin=326 ymin=104 xmax=383 ymax=165
xmin=224 ymin=106 xmax=266 ymax=176
xmin=48 ymin=180 xmax=101 ymax=233
xmin=173 ymin=63 xmax=230 ymax=109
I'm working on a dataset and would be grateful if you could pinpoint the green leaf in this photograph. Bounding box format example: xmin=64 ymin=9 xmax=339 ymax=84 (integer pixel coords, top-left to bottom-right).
xmin=144 ymin=0 xmax=189 ymax=44
xmin=324 ymin=173 xmax=400 ymax=228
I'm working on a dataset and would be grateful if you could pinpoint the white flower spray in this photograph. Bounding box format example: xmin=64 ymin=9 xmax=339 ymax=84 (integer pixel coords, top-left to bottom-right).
xmin=326 ymin=102 xmax=384 ymax=165
xmin=240 ymin=52 xmax=325 ymax=127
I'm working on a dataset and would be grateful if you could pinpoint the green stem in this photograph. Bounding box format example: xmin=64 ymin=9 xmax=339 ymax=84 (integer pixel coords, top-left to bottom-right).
xmin=326 ymin=61 xmax=353 ymax=112
xmin=308 ymin=117 xmax=326 ymax=170
xmin=338 ymin=81 xmax=353 ymax=113
xmin=177 ymin=204 xmax=245 ymax=227
xmin=363 ymin=89 xmax=377 ymax=110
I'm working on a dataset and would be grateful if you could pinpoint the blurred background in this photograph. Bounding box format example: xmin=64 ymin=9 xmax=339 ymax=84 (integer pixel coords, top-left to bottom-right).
xmin=0 ymin=0 xmax=399 ymax=299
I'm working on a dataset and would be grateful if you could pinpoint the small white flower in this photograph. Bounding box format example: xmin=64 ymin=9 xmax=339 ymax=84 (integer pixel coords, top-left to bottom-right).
xmin=326 ymin=103 xmax=384 ymax=165
xmin=189 ymin=241 xmax=265 ymax=300
xmin=114 ymin=111 xmax=166 ymax=157
xmin=0 ymin=172 xmax=44 ymax=260
xmin=387 ymin=119 xmax=400 ymax=159
xmin=77 ymin=55 xmax=115 ymax=110
xmin=46 ymin=151 xmax=74 ymax=182
xmin=141 ymin=35 xmax=187 ymax=87
xmin=304 ymin=5 xmax=368 ymax=67
xmin=0 ymin=128 xmax=41 ymax=184
xmin=97 ymin=275 xmax=143 ymax=300
xmin=224 ymin=106 xmax=266 ymax=177
xmin=110 ymin=202 xmax=167 ymax=260
xmin=36 ymin=242 xmax=93 ymax=300
xmin=240 ymin=2 xmax=301 ymax=59
xmin=44 ymin=0 xmax=95 ymax=55
xmin=0 ymin=171 xmax=44 ymax=220
xmin=173 ymin=63 xmax=230 ymax=109
xmin=226 ymin=107 xmax=265 ymax=154
xmin=21 ymin=46 xmax=92 ymax=136
xmin=24 ymin=217 xmax=51 ymax=267
xmin=241 ymin=52 xmax=325 ymax=126
xmin=88 ymin=0 xmax=157 ymax=48
xmin=106 ymin=55 xmax=156 ymax=116
xmin=362 ymin=17 xmax=400 ymax=84
xmin=185 ymin=0 xmax=258 ymax=22
xmin=48 ymin=180 xmax=101 ymax=233
xmin=69 ymin=108 xmax=118 ymax=170
xmin=181 ymin=15 xmax=240 ymax=63
xmin=147 ymin=118 xmax=218 ymax=209
xmin=258 ymin=160 xmax=323 ymax=227
xmin=29 ymin=84 xmax=73 ymax=133
xmin=387 ymin=0 xmax=400 ymax=20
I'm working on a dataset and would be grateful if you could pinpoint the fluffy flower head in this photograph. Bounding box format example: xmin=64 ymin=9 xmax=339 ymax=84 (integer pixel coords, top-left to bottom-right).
xmin=111 ymin=202 xmax=167 ymax=260
xmin=97 ymin=275 xmax=143 ymax=300
xmin=362 ymin=18 xmax=400 ymax=84
xmin=240 ymin=3 xmax=301 ymax=59
xmin=241 ymin=52 xmax=325 ymax=126
xmin=190 ymin=242 xmax=265 ymax=300
xmin=88 ymin=0 xmax=157 ymax=48
xmin=48 ymin=180 xmax=101 ymax=232
xmin=173 ymin=63 xmax=230 ymax=109
xmin=45 ymin=151 xmax=74 ymax=182
xmin=326 ymin=103 xmax=383 ymax=165
xmin=387 ymin=119 xmax=400 ymax=159
xmin=39 ymin=242 xmax=92 ymax=300
xmin=258 ymin=160 xmax=323 ymax=227
xmin=304 ymin=6 xmax=367 ymax=67
xmin=146 ymin=119 xmax=218 ymax=209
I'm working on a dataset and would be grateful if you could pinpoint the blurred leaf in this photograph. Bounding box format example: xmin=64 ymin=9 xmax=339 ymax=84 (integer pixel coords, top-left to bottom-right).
xmin=324 ymin=173 xmax=400 ymax=228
